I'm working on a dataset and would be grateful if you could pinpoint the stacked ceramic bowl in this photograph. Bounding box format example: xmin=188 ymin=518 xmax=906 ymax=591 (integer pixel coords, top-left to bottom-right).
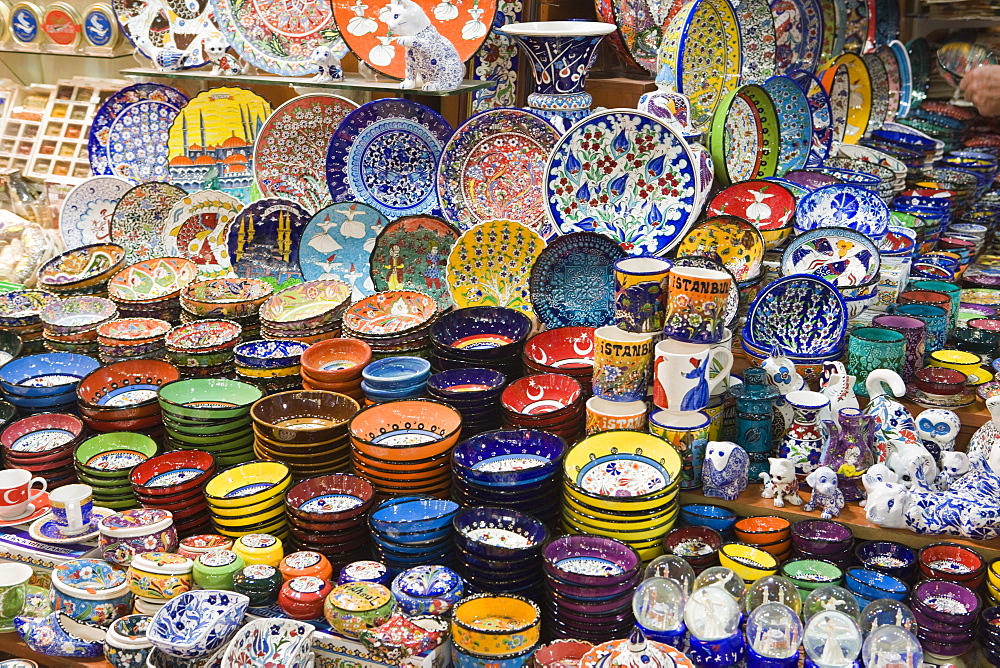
xmin=911 ymin=579 xmax=981 ymax=657
xmin=454 ymin=506 xmax=547 ymax=599
xmin=541 ymin=535 xmax=641 ymax=643
xmin=75 ymin=433 xmax=158 ymax=511
xmin=348 ymin=400 xmax=462 ymax=498
xmin=342 ymin=291 xmax=439 ymax=360
xmin=299 ymin=338 xmax=371 ymax=403
xmin=983 ymin=607 xmax=1000 ymax=665
xmin=40 ymin=296 xmax=117 ymax=355
xmin=250 ymin=390 xmax=358 ymax=479
xmin=157 ymin=379 xmax=263 ymax=469
xmin=662 ymin=526 xmax=723 ymax=572
xmin=361 ymin=356 xmax=431 ymax=404
xmin=180 ymin=278 xmax=274 ymax=341
xmin=451 ymin=429 xmax=566 ymax=527
xmin=500 ymin=374 xmax=585 ymax=443
xmin=35 ymin=243 xmax=127 ymax=298
xmin=427 ymin=368 xmax=507 ymax=437
xmin=284 ymin=474 xmax=375 ymax=567
xmin=718 ymin=543 xmax=780 ymax=583
xmin=0 ymin=290 xmax=59 ymax=354
xmin=259 ymin=280 xmax=351 ymax=344
xmin=430 ymin=307 xmax=531 ymax=378
xmin=164 ymin=320 xmax=242 ymax=379
xmin=561 ymin=432 xmax=682 ymax=562
xmin=368 ymin=496 xmax=460 ymax=574
xmin=781 ymin=559 xmax=844 ymax=600
xmin=233 ymin=339 xmax=307 ymax=395
xmin=733 ymin=516 xmax=792 ymax=562
xmin=844 ymin=567 xmax=908 ymax=609
xmin=96 ymin=318 xmax=171 ymax=364
xmin=522 ymin=327 xmax=595 ymax=397
xmin=130 ymin=449 xmax=216 ymax=536
xmin=451 ymin=594 xmax=541 ymax=668
xmin=918 ymin=542 xmax=986 ymax=590
xmin=203 ymin=460 xmax=292 ymax=541
xmin=76 ymin=359 xmax=179 ymax=436
xmin=791 ymin=520 xmax=855 ymax=569
xmin=108 ymin=257 xmax=198 ymax=324
xmin=854 ymin=541 xmax=917 ymax=581
xmin=0 ymin=352 xmax=99 ymax=414
xmin=0 ymin=412 xmax=84 ymax=488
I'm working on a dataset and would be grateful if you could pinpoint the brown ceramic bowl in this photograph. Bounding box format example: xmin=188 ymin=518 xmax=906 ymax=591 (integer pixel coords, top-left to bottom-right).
xmin=300 ymin=338 xmax=373 ymax=383
xmin=251 ymin=390 xmax=359 ymax=444
xmin=913 ymin=366 xmax=968 ymax=395
xmin=284 ymin=473 xmax=375 ymax=521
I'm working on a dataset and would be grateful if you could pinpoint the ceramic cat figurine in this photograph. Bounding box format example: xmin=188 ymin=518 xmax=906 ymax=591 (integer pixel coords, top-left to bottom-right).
xmin=759 ymin=457 xmax=802 ymax=508
xmin=310 ymin=39 xmax=349 ymax=81
xmin=860 ymin=463 xmax=897 ymax=507
xmin=935 ymin=451 xmax=971 ymax=491
xmin=204 ymin=33 xmax=244 ymax=76
xmin=818 ymin=361 xmax=858 ymax=426
xmin=381 ymin=0 xmax=465 ymax=91
xmin=803 ymin=466 xmax=844 ymax=520
xmin=702 ymin=441 xmax=749 ymax=501
xmin=915 ymin=408 xmax=961 ymax=462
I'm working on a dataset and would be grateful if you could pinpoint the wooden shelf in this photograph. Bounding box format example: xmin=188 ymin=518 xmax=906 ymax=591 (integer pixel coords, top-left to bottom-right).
xmin=0 ymin=632 xmax=108 ymax=667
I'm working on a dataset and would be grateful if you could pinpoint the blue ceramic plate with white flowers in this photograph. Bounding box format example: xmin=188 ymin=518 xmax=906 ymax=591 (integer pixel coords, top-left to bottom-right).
xmin=745 ymin=274 xmax=847 ymax=355
xmin=771 ymin=0 xmax=823 ymax=73
xmin=297 ymin=201 xmax=388 ymax=301
xmin=793 ymin=183 xmax=891 ymax=243
xmin=762 ymin=75 xmax=812 ymax=174
xmin=781 ymin=227 xmax=880 ymax=286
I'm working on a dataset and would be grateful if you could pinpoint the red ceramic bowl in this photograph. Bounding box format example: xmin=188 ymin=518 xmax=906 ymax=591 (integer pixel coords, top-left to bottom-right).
xmin=289 ymin=523 xmax=369 ymax=546
xmin=969 ymin=318 xmax=1000 ymax=333
xmin=0 ymin=413 xmax=84 ymax=455
xmin=501 ymin=374 xmax=583 ymax=417
xmin=919 ymin=542 xmax=986 ymax=584
xmin=5 ymin=446 xmax=76 ymax=467
xmin=913 ymin=367 xmax=968 ymax=395
xmin=300 ymin=338 xmax=372 ymax=383
xmin=298 ymin=371 xmax=363 ymax=392
xmin=81 ymin=413 xmax=163 ymax=433
xmin=522 ymin=327 xmax=595 ymax=370
xmin=130 ymin=449 xmax=215 ymax=496
xmin=78 ymin=400 xmax=162 ymax=422
xmin=284 ymin=473 xmax=374 ymax=522
xmin=287 ymin=512 xmax=367 ymax=534
xmin=663 ymin=525 xmax=722 ymax=566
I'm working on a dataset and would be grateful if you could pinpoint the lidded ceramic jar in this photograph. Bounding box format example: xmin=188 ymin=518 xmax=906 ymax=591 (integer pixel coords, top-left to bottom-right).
xmin=232 ymin=533 xmax=283 ymax=567
xmin=177 ymin=534 xmax=233 ymax=560
xmin=233 ymin=564 xmax=283 ymax=607
xmin=192 ymin=550 xmax=245 ymax=590
xmin=126 ymin=552 xmax=193 ymax=601
xmin=279 ymin=575 xmax=333 ymax=620
xmin=98 ymin=509 xmax=177 ymax=567
xmin=390 ymin=565 xmax=463 ymax=616
xmin=279 ymin=551 xmax=332 ymax=582
xmin=323 ymin=581 xmax=396 ymax=638
xmin=338 ymin=560 xmax=390 ymax=586
xmin=51 ymin=558 xmax=132 ymax=627
xmin=103 ymin=613 xmax=153 ymax=668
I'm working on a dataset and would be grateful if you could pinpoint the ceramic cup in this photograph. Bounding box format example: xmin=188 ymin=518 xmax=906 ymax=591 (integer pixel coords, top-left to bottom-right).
xmin=710 ymin=328 xmax=734 ymax=397
xmin=0 ymin=469 xmax=46 ymax=520
xmin=648 ymin=409 xmax=711 ymax=489
xmin=872 ymin=314 xmax=927 ymax=382
xmin=909 ymin=280 xmax=962 ymax=331
xmin=663 ymin=265 xmax=732 ymax=344
xmin=584 ymin=397 xmax=648 ymax=435
xmin=49 ymin=484 xmax=94 ymax=536
xmin=0 ymin=563 xmax=32 ymax=629
xmin=613 ymin=257 xmax=672 ymax=333
xmin=898 ymin=290 xmax=954 ymax=334
xmin=891 ymin=303 xmax=948 ymax=354
xmin=652 ymin=339 xmax=733 ymax=412
xmin=591 ymin=326 xmax=654 ymax=402
xmin=847 ymin=328 xmax=906 ymax=397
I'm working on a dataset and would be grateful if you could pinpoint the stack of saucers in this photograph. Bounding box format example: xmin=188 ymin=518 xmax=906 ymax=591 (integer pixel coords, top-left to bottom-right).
xmin=911 ymin=579 xmax=981 ymax=657
xmin=451 ymin=429 xmax=565 ymax=526
xmin=0 ymin=290 xmax=59 ymax=355
xmin=96 ymin=318 xmax=171 ymax=364
xmin=430 ymin=307 xmax=531 ymax=378
xmin=0 ymin=352 xmax=99 ymax=414
xmin=522 ymin=327 xmax=595 ymax=397
xmin=427 ymin=368 xmax=507 ymax=437
xmin=284 ymin=474 xmax=375 ymax=568
xmin=130 ymin=449 xmax=216 ymax=536
xmin=501 ymin=374 xmax=585 ymax=443
xmin=203 ymin=460 xmax=292 ymax=541
xmin=0 ymin=412 xmax=84 ymax=488
xmin=74 ymin=432 xmax=158 ymax=511
xmin=107 ymin=257 xmax=198 ymax=324
xmin=342 ymin=291 xmax=438 ymax=360
xmin=299 ymin=338 xmax=371 ymax=403
xmin=165 ymin=320 xmax=242 ymax=379
xmin=453 ymin=506 xmax=547 ymax=599
xmin=541 ymin=535 xmax=641 ymax=643
xmin=179 ymin=278 xmax=273 ymax=341
xmin=259 ymin=280 xmax=351 ymax=345
xmin=250 ymin=390 xmax=358 ymax=478
xmin=234 ymin=339 xmax=307 ymax=395
xmin=35 ymin=244 xmax=127 ymax=298
xmin=76 ymin=359 xmax=178 ymax=437
xmin=361 ymin=356 xmax=431 ymax=404
xmin=40 ymin=296 xmax=118 ymax=356
xmin=368 ymin=496 xmax=460 ymax=574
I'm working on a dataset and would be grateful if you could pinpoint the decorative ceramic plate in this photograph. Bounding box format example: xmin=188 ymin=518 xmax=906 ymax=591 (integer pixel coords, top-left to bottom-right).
xmin=706 ymin=180 xmax=796 ymax=230
xmin=762 ymin=75 xmax=812 ymax=175
xmin=794 ymin=183 xmax=890 ymax=242
xmin=226 ymin=198 xmax=311 ymax=289
xmin=88 ymin=84 xmax=188 ymax=185
xmin=108 ymin=257 xmax=198 ymax=301
xmin=937 ymin=42 xmax=998 ymax=88
xmin=842 ymin=0 xmax=870 ymax=53
xmin=59 ymin=176 xmax=131 ymax=249
xmin=873 ymin=0 xmax=897 ymax=46
xmin=369 ymin=214 xmax=459 ymax=310
xmin=545 ymin=109 xmax=700 ymax=257
xmin=166 ymin=87 xmax=272 ymax=204
xmin=298 ymin=201 xmax=388 ymax=300
xmin=788 ymin=69 xmax=833 ymax=167
xmin=160 ymin=190 xmax=242 ymax=277
xmin=890 ymin=39 xmax=913 ymax=117
xmin=875 ymin=45 xmax=902 ymax=122
xmin=708 ymin=84 xmax=780 ymax=186
xmin=606 ymin=0 xmax=682 ymax=74
xmin=746 ymin=274 xmax=847 ymax=355
xmin=781 ymin=226 xmax=880 ymax=286
xmin=446 ymin=219 xmax=545 ymax=313
xmin=818 ymin=0 xmax=840 ymax=64
xmin=676 ymin=215 xmax=765 ymax=281
xmin=112 ymin=0 xmax=214 ymax=69
xmin=28 ymin=506 xmax=115 ymax=543
xmin=735 ymin=0 xmax=776 ymax=83
xmin=823 ymin=54 xmax=872 ymax=146
xmin=342 ymin=290 xmax=436 ymax=335
xmin=253 ymin=94 xmax=359 ymax=213
xmin=658 ymin=0 xmax=741 ymax=129
xmin=862 ymin=53 xmax=890 ymax=133
xmin=211 ymin=0 xmax=342 ymax=75
xmin=331 ymin=0 xmax=496 ymax=80
xmin=437 ymin=107 xmax=560 ymax=240
xmin=581 ymin=638 xmax=695 ymax=668
xmin=110 ymin=181 xmax=186 ymax=264
xmin=907 ymin=38 xmax=930 ymax=110
xmin=529 ymin=232 xmax=625 ymax=329
xmin=770 ymin=0 xmax=822 ymax=74
xmin=326 ymin=99 xmax=452 ymax=218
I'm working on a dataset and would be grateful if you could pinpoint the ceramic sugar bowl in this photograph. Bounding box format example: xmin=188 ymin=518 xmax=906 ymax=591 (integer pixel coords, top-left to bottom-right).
xmin=98 ymin=509 xmax=177 ymax=567
xmin=279 ymin=576 xmax=333 ymax=620
xmin=126 ymin=553 xmax=193 ymax=601
xmin=323 ymin=582 xmax=396 ymax=638
xmin=192 ymin=550 xmax=245 ymax=591
xmin=338 ymin=560 xmax=391 ymax=586
xmin=176 ymin=534 xmax=232 ymax=560
xmin=104 ymin=614 xmax=152 ymax=668
xmin=390 ymin=565 xmax=464 ymax=616
xmin=232 ymin=564 xmax=284 ymax=607
xmin=232 ymin=533 xmax=283 ymax=567
xmin=51 ymin=558 xmax=132 ymax=627
xmin=279 ymin=551 xmax=333 ymax=583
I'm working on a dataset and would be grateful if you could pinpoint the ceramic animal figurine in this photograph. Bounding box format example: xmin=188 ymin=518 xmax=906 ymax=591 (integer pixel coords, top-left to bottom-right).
xmin=968 ymin=396 xmax=1000 ymax=463
xmin=758 ymin=457 xmax=803 ymax=508
xmin=702 ymin=441 xmax=749 ymax=501
xmin=915 ymin=408 xmax=961 ymax=462
xmin=818 ymin=361 xmax=859 ymax=426
xmin=884 ymin=439 xmax=938 ymax=490
xmin=936 ymin=451 xmax=971 ymax=491
xmin=803 ymin=467 xmax=845 ymax=519
xmin=860 ymin=463 xmax=898 ymax=506
xmin=862 ymin=369 xmax=921 ymax=461
xmin=204 ymin=33 xmax=244 ymax=76
xmin=310 ymin=39 xmax=349 ymax=82
xmin=762 ymin=345 xmax=805 ymax=442
xmin=381 ymin=0 xmax=465 ymax=91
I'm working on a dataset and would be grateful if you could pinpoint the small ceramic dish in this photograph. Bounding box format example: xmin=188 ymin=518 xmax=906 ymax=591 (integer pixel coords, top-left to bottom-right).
xmin=284 ymin=473 xmax=375 ymax=522
xmin=77 ymin=359 xmax=179 ymax=409
xmin=431 ymin=307 xmax=532 ymax=360
xmin=165 ymin=320 xmax=242 ymax=353
xmin=233 ymin=339 xmax=308 ymax=370
xmin=453 ymin=506 xmax=547 ymax=559
xmin=40 ymin=297 xmax=118 ymax=335
xmin=855 ymin=541 xmax=917 ymax=579
xmin=180 ymin=278 xmax=274 ymax=318
xmin=791 ymin=519 xmax=853 ymax=554
xmin=0 ymin=290 xmax=58 ymax=327
xmin=0 ymin=352 xmax=100 ymax=398
xmin=251 ymin=390 xmax=359 ymax=444
xmin=362 ymin=356 xmax=432 ymax=390
xmin=542 ymin=534 xmax=640 ymax=587
xmin=75 ymin=432 xmax=157 ymax=473
xmin=299 ymin=338 xmax=372 ymax=383
xmin=845 ymin=567 xmax=908 ymax=601
xmin=679 ymin=504 xmax=738 ymax=533
xmin=37 ymin=243 xmax=127 ymax=290
xmin=719 ymin=543 xmax=779 ymax=581
xmin=0 ymin=412 xmax=83 ymax=455
xmin=204 ymin=461 xmax=291 ymax=508
xmin=130 ymin=449 xmax=215 ymax=496
xmin=323 ymin=581 xmax=396 ymax=638
xmin=259 ymin=280 xmax=352 ymax=330
xmin=108 ymin=257 xmax=198 ymax=303
xmin=663 ymin=525 xmax=722 ymax=567
xmin=734 ymin=516 xmax=791 ymax=544
xmin=781 ymin=558 xmax=843 ymax=590
xmin=452 ymin=429 xmax=565 ymax=486
xmin=156 ymin=378 xmax=263 ymax=420
xmin=342 ymin=291 xmax=438 ymax=336
xmin=911 ymin=579 xmax=981 ymax=624
xmin=918 ymin=542 xmax=986 ymax=585
xmin=501 ymin=374 xmax=582 ymax=417
xmin=147 ymin=590 xmax=249 ymax=659
xmin=349 ymin=399 xmax=462 ymax=458
xmin=368 ymin=497 xmax=460 ymax=538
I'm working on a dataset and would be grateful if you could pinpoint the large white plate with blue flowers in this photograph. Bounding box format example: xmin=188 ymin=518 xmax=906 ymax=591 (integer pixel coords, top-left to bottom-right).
xmin=59 ymin=176 xmax=131 ymax=249
xmin=793 ymin=183 xmax=890 ymax=243
xmin=544 ymin=109 xmax=700 ymax=257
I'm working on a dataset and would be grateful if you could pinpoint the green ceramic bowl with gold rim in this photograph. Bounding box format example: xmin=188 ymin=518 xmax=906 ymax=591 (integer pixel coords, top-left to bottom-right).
xmin=709 ymin=84 xmax=780 ymax=186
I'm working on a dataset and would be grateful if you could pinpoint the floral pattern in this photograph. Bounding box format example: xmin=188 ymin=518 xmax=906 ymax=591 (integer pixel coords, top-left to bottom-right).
xmin=788 ymin=69 xmax=833 ymax=166
xmin=59 ymin=177 xmax=131 ymax=249
xmin=762 ymin=75 xmax=812 ymax=175
xmin=746 ymin=275 xmax=847 ymax=355
xmin=446 ymin=219 xmax=544 ymax=313
xmin=222 ymin=619 xmax=314 ymax=668
xmin=110 ymin=182 xmax=187 ymax=264
xmin=770 ymin=0 xmax=822 ymax=73
xmin=735 ymin=0 xmax=776 ymax=83
xmin=576 ymin=454 xmax=668 ymax=497
xmin=470 ymin=0 xmax=520 ymax=112
xmin=709 ymin=85 xmax=779 ymax=186
xmin=160 ymin=190 xmax=242 ymax=277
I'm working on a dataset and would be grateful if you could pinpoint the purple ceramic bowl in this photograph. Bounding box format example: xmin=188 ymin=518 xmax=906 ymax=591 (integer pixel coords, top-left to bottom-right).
xmin=791 ymin=520 xmax=853 ymax=554
xmin=916 ymin=624 xmax=978 ymax=644
xmin=545 ymin=610 xmax=634 ymax=637
xmin=545 ymin=570 xmax=641 ymax=600
xmin=545 ymin=602 xmax=633 ymax=627
xmin=912 ymin=579 xmax=981 ymax=624
xmin=542 ymin=535 xmax=640 ymax=587
xmin=912 ymin=605 xmax=969 ymax=634
xmin=982 ymin=605 xmax=1000 ymax=634
xmin=546 ymin=586 xmax=633 ymax=615
xmin=917 ymin=635 xmax=975 ymax=658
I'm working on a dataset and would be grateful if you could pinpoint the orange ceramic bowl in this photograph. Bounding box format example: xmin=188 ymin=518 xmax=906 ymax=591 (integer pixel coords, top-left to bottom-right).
xmin=300 ymin=338 xmax=372 ymax=383
xmin=734 ymin=516 xmax=791 ymax=544
xmin=348 ymin=399 xmax=461 ymax=461
xmin=299 ymin=370 xmax=364 ymax=392
xmin=752 ymin=536 xmax=793 ymax=557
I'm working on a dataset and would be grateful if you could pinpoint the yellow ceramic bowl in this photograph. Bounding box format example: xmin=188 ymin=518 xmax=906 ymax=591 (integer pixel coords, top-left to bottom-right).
xmin=562 ymin=502 xmax=674 ymax=531
xmin=563 ymin=475 xmax=680 ymax=513
xmin=759 ymin=223 xmax=793 ymax=251
xmin=561 ymin=491 xmax=677 ymax=523
xmin=204 ymin=460 xmax=292 ymax=507
xmin=928 ymin=350 xmax=993 ymax=384
xmin=451 ymin=594 xmax=540 ymax=656
xmin=208 ymin=489 xmax=288 ymax=517
xmin=210 ymin=502 xmax=286 ymax=527
xmin=564 ymin=432 xmax=682 ymax=499
xmin=236 ymin=364 xmax=301 ymax=378
xmin=719 ymin=543 xmax=779 ymax=582
xmin=561 ymin=512 xmax=675 ymax=546
xmin=988 ymin=558 xmax=1000 ymax=589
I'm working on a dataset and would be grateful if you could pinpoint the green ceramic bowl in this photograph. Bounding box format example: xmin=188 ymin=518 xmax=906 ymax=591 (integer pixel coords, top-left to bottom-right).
xmin=74 ymin=467 xmax=130 ymax=488
xmin=782 ymin=558 xmax=843 ymax=597
xmin=162 ymin=414 xmax=253 ymax=435
xmin=216 ymin=453 xmax=255 ymax=469
xmin=162 ymin=423 xmax=253 ymax=445
xmin=158 ymin=379 xmax=263 ymax=420
xmin=75 ymin=432 xmax=157 ymax=471
xmin=164 ymin=431 xmax=255 ymax=452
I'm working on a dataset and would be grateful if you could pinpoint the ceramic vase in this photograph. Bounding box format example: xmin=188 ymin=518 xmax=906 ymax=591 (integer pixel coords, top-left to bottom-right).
xmin=730 ymin=368 xmax=779 ymax=481
xmin=820 ymin=408 xmax=876 ymax=502
xmin=778 ymin=390 xmax=829 ymax=476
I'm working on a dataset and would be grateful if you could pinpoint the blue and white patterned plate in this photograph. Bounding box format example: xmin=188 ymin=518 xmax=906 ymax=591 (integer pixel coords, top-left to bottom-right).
xmin=326 ymin=99 xmax=452 ymax=218
xmin=771 ymin=0 xmax=823 ymax=73
xmin=28 ymin=507 xmax=115 ymax=543
xmin=788 ymin=70 xmax=832 ymax=167
xmin=781 ymin=226 xmax=880 ymax=286
xmin=873 ymin=0 xmax=898 ymax=47
xmin=87 ymin=84 xmax=188 ymax=185
xmin=762 ymin=75 xmax=812 ymax=175
xmin=794 ymin=183 xmax=891 ymax=242
xmin=59 ymin=176 xmax=131 ymax=249
xmin=528 ymin=232 xmax=625 ymax=329
xmin=298 ymin=201 xmax=388 ymax=301
xmin=745 ymin=274 xmax=847 ymax=355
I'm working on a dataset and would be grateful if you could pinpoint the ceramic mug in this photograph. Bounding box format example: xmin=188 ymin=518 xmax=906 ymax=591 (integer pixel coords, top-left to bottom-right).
xmin=652 ymin=339 xmax=733 ymax=412
xmin=648 ymin=409 xmax=710 ymax=489
xmin=584 ymin=397 xmax=648 ymax=435
xmin=591 ymin=326 xmax=654 ymax=402
xmin=0 ymin=469 xmax=46 ymax=520
xmin=0 ymin=563 xmax=32 ymax=628
xmin=847 ymin=327 xmax=906 ymax=397
xmin=909 ymin=280 xmax=962 ymax=331
xmin=897 ymin=290 xmax=954 ymax=334
xmin=891 ymin=303 xmax=948 ymax=354
xmin=49 ymin=484 xmax=94 ymax=536
xmin=663 ymin=265 xmax=732 ymax=344
xmin=613 ymin=257 xmax=672 ymax=333
xmin=871 ymin=314 xmax=927 ymax=382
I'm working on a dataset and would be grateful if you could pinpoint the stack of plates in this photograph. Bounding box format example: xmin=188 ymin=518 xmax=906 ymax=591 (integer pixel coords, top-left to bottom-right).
xmin=342 ymin=291 xmax=439 ymax=360
xmin=0 ymin=352 xmax=99 ymax=414
xmin=74 ymin=432 xmax=158 ymax=511
xmin=234 ymin=339 xmax=307 ymax=396
xmin=361 ymin=357 xmax=431 ymax=404
xmin=35 ymin=244 xmax=126 ymax=298
xmin=348 ymin=399 xmax=462 ymax=498
xmin=129 ymin=449 xmax=216 ymax=537
xmin=521 ymin=327 xmax=595 ymax=395
xmin=250 ymin=390 xmax=358 ymax=478
xmin=430 ymin=307 xmax=531 ymax=378
xmin=164 ymin=320 xmax=242 ymax=379
xmin=368 ymin=496 xmax=459 ymax=574
xmin=0 ymin=412 xmax=83 ymax=489
xmin=284 ymin=473 xmax=375 ymax=568
xmin=562 ymin=432 xmax=682 ymax=562
xmin=76 ymin=359 xmax=178 ymax=436
xmin=426 ymin=368 xmax=507 ymax=437
xmin=0 ymin=290 xmax=59 ymax=355
xmin=203 ymin=460 xmax=292 ymax=541
xmin=157 ymin=378 xmax=263 ymax=469
xmin=451 ymin=429 xmax=565 ymax=526
xmin=96 ymin=318 xmax=171 ymax=365
xmin=259 ymin=280 xmax=351 ymax=345
xmin=299 ymin=338 xmax=371 ymax=403
xmin=180 ymin=278 xmax=274 ymax=341
xmin=108 ymin=257 xmax=198 ymax=324
xmin=453 ymin=506 xmax=547 ymax=599
xmin=500 ymin=374 xmax=585 ymax=443
xmin=40 ymin=296 xmax=118 ymax=356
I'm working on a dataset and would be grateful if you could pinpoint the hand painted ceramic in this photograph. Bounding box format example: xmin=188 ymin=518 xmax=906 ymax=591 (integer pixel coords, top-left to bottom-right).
xmin=110 ymin=182 xmax=186 ymax=264
xmin=160 ymin=191 xmax=241 ymax=278
xmin=708 ymin=84 xmax=780 ymax=185
xmin=781 ymin=227 xmax=880 ymax=287
xmin=0 ymin=469 xmax=46 ymax=521
xmin=147 ymin=590 xmax=249 ymax=659
xmin=15 ymin=613 xmax=107 ymax=658
xmin=653 ymin=338 xmax=733 ymax=412
xmin=734 ymin=0 xmax=776 ymax=83
xmin=0 ymin=563 xmax=32 ymax=629
xmin=323 ymin=581 xmax=396 ymax=638
xmin=889 ymin=40 xmax=913 ymax=116
xmin=871 ymin=314 xmax=926 ymax=382
xmin=51 ymin=558 xmax=130 ymax=626
xmin=820 ymin=54 xmax=872 ymax=145
xmin=663 ymin=265 xmax=733 ymax=344
xmin=706 ymin=180 xmax=796 ymax=231
xmin=862 ymin=52 xmax=891 ymax=132
xmin=847 ymin=328 xmax=906 ymax=395
xmin=745 ymin=274 xmax=847 ymax=356
xmin=391 ymin=564 xmax=463 ymax=615
xmin=788 ymin=70 xmax=833 ymax=167
xmin=762 ymin=75 xmax=812 ymax=175
xmin=794 ymin=183 xmax=890 ymax=243
xmin=111 ymin=0 xmax=214 ymax=69
xmin=220 ymin=618 xmax=314 ymax=668
xmin=936 ymin=41 xmax=997 ymax=87
xmin=368 ymin=215 xmax=459 ymax=311
xmin=226 ymin=198 xmax=311 ymax=290
xmin=585 ymin=397 xmax=648 ymax=435
xmin=297 ymin=201 xmax=388 ymax=300
xmin=126 ymin=552 xmax=193 ymax=601
xmin=48 ymin=483 xmax=94 ymax=535
xmin=591 ymin=326 xmax=654 ymax=403
xmin=97 ymin=508 xmax=177 ymax=566
xmin=770 ymin=0 xmax=822 ymax=73
xmin=613 ymin=257 xmax=671 ymax=334
xmin=59 ymin=177 xmax=132 ymax=250
xmin=676 ymin=215 xmax=764 ymax=281
xmin=108 ymin=257 xmax=198 ymax=302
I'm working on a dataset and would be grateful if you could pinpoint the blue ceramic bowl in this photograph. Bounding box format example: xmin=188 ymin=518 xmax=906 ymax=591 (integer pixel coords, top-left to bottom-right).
xmin=871 ymin=129 xmax=938 ymax=153
xmin=845 ymin=568 xmax=907 ymax=601
xmin=4 ymin=389 xmax=78 ymax=408
xmin=452 ymin=643 xmax=536 ymax=668
xmin=431 ymin=307 xmax=532 ymax=360
xmin=368 ymin=497 xmax=460 ymax=536
xmin=360 ymin=379 xmax=426 ymax=401
xmin=452 ymin=429 xmax=565 ymax=486
xmin=427 ymin=368 xmax=507 ymax=399
xmin=373 ymin=542 xmax=453 ymax=566
xmin=453 ymin=506 xmax=548 ymax=559
xmin=0 ymin=352 xmax=100 ymax=397
xmin=679 ymin=504 xmax=738 ymax=533
xmin=233 ymin=339 xmax=307 ymax=369
xmin=371 ymin=533 xmax=450 ymax=556
xmin=855 ymin=541 xmax=917 ymax=580
xmin=362 ymin=357 xmax=432 ymax=390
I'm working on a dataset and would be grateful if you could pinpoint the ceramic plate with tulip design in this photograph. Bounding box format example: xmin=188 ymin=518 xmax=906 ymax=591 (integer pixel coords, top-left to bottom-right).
xmin=446 ymin=219 xmax=545 ymax=312
xmin=708 ymin=84 xmax=780 ymax=186
xmin=545 ymin=110 xmax=700 ymax=257
xmin=762 ymin=75 xmax=812 ymax=175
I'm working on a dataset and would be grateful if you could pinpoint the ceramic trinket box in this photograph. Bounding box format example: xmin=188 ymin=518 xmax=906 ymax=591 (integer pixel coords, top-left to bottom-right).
xmin=51 ymin=558 xmax=131 ymax=627
xmin=126 ymin=553 xmax=193 ymax=601
xmin=279 ymin=576 xmax=333 ymax=620
xmin=97 ymin=509 xmax=177 ymax=567
xmin=324 ymin=581 xmax=396 ymax=638
xmin=390 ymin=565 xmax=464 ymax=616
xmin=232 ymin=564 xmax=284 ymax=607
xmin=192 ymin=550 xmax=245 ymax=590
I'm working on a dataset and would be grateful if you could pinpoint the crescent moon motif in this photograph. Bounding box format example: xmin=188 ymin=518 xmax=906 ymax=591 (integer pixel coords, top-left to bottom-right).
xmin=526 ymin=383 xmax=544 ymax=401
xmin=574 ymin=338 xmax=594 ymax=356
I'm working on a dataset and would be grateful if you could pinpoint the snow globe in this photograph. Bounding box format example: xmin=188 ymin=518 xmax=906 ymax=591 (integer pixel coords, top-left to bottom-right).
xmin=644 ymin=555 xmax=695 ymax=595
xmin=859 ymin=599 xmax=918 ymax=636
xmin=684 ymin=586 xmax=744 ymax=667
xmin=803 ymin=585 xmax=860 ymax=623
xmin=744 ymin=575 xmax=802 ymax=616
xmin=746 ymin=602 xmax=802 ymax=668
xmin=861 ymin=625 xmax=922 ymax=668
xmin=802 ymin=610 xmax=862 ymax=668
xmin=633 ymin=577 xmax=686 ymax=647
xmin=692 ymin=566 xmax=746 ymax=602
